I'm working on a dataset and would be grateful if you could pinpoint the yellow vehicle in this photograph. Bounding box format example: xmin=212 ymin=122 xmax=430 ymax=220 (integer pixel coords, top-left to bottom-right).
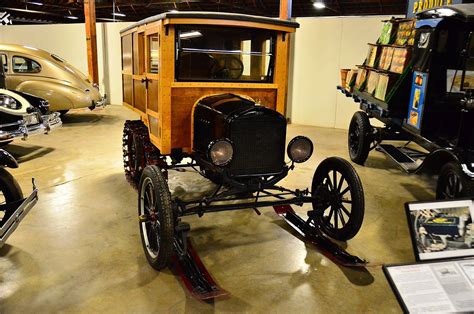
xmin=121 ymin=12 xmax=366 ymax=299
xmin=0 ymin=44 xmax=106 ymax=114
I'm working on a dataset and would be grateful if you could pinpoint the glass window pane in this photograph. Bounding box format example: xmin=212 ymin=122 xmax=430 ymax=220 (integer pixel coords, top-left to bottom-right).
xmin=148 ymin=34 xmax=159 ymax=74
xmin=176 ymin=26 xmax=275 ymax=82
xmin=1 ymin=54 xmax=7 ymax=72
xmin=12 ymin=56 xmax=41 ymax=73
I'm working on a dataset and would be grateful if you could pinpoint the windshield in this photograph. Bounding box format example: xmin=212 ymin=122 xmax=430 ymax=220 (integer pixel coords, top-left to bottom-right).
xmin=176 ymin=26 xmax=275 ymax=83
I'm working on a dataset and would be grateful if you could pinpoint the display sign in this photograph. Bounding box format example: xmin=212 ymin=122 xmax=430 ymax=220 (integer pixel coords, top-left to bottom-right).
xmin=406 ymin=71 xmax=428 ymax=130
xmin=406 ymin=0 xmax=463 ymax=18
xmin=384 ymin=259 xmax=474 ymax=313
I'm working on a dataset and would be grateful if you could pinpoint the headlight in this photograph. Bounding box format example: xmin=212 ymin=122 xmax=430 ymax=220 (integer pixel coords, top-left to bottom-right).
xmin=287 ymin=136 xmax=313 ymax=163
xmin=208 ymin=139 xmax=234 ymax=166
xmin=0 ymin=95 xmax=21 ymax=110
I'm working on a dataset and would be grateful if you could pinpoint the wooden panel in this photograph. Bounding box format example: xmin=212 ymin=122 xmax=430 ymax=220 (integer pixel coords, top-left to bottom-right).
xmin=133 ymin=79 xmax=146 ymax=113
xmin=122 ymin=74 xmax=133 ymax=105
xmin=84 ymin=0 xmax=98 ymax=83
xmin=170 ymin=87 xmax=277 ymax=149
xmin=133 ymin=32 xmax=145 ymax=75
xmin=274 ymin=33 xmax=290 ymax=115
xmin=147 ymin=78 xmax=159 ymax=113
xmin=164 ymin=18 xmax=296 ymax=33
xmin=121 ymin=34 xmax=133 ymax=73
xmin=149 ymin=115 xmax=160 ymax=138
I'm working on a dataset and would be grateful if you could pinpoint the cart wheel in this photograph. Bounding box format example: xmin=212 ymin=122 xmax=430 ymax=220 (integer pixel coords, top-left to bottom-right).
xmin=348 ymin=111 xmax=372 ymax=165
xmin=123 ymin=120 xmax=146 ymax=185
xmin=311 ymin=157 xmax=364 ymax=241
xmin=436 ymin=162 xmax=474 ymax=199
xmin=138 ymin=165 xmax=174 ymax=270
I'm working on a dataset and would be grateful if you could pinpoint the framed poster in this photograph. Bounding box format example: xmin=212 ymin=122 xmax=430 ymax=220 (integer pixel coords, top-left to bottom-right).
xmin=405 ymin=199 xmax=474 ymax=261
xmin=406 ymin=71 xmax=428 ymax=130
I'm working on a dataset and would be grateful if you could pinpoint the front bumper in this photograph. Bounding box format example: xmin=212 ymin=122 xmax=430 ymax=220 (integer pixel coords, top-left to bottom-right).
xmin=0 ymin=180 xmax=38 ymax=247
xmin=93 ymin=94 xmax=107 ymax=109
xmin=0 ymin=112 xmax=62 ymax=143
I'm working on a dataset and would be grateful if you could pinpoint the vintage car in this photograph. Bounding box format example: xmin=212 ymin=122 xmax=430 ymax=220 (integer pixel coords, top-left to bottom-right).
xmin=0 ymin=149 xmax=38 ymax=247
xmin=0 ymin=64 xmax=61 ymax=144
xmin=339 ymin=4 xmax=474 ymax=199
xmin=0 ymin=43 xmax=106 ymax=114
xmin=120 ymin=12 xmax=366 ymax=299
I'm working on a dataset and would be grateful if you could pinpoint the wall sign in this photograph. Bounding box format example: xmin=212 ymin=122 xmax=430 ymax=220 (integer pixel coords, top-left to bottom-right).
xmin=406 ymin=0 xmax=463 ymax=18
xmin=407 ymin=71 xmax=428 ymax=130
xmin=0 ymin=12 xmax=12 ymax=25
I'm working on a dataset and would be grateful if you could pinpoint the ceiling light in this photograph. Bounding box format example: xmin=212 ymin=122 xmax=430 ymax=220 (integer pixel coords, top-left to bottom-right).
xmin=65 ymin=15 xmax=78 ymax=19
xmin=26 ymin=1 xmax=43 ymax=5
xmin=112 ymin=12 xmax=126 ymax=17
xmin=169 ymin=10 xmax=179 ymax=13
xmin=179 ymin=31 xmax=202 ymax=39
xmin=313 ymin=1 xmax=325 ymax=9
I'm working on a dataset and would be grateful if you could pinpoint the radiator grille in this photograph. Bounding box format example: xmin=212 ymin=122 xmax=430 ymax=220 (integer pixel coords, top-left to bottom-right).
xmin=229 ymin=112 xmax=286 ymax=176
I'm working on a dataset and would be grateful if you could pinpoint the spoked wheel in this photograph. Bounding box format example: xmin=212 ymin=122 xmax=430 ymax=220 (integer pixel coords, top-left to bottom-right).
xmin=139 ymin=165 xmax=174 ymax=270
xmin=211 ymin=56 xmax=244 ymax=79
xmin=436 ymin=162 xmax=474 ymax=199
xmin=348 ymin=111 xmax=372 ymax=165
xmin=123 ymin=120 xmax=146 ymax=185
xmin=311 ymin=157 xmax=365 ymax=241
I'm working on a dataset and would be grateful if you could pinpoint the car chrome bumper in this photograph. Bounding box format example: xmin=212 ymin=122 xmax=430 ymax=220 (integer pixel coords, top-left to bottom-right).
xmin=0 ymin=180 xmax=38 ymax=247
xmin=0 ymin=112 xmax=62 ymax=143
xmin=95 ymin=94 xmax=107 ymax=108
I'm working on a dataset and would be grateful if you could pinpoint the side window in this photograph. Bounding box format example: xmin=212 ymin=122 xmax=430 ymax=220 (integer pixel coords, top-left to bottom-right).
xmin=12 ymin=56 xmax=41 ymax=73
xmin=0 ymin=54 xmax=7 ymax=72
xmin=148 ymin=34 xmax=159 ymax=74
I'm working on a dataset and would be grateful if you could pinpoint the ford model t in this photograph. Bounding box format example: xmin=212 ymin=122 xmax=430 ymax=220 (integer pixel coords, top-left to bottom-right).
xmin=121 ymin=12 xmax=366 ymax=298
xmin=340 ymin=4 xmax=474 ymax=199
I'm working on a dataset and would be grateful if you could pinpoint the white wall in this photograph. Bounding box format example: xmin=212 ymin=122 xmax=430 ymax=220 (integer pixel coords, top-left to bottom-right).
xmin=289 ymin=16 xmax=401 ymax=129
xmin=0 ymin=22 xmax=133 ymax=105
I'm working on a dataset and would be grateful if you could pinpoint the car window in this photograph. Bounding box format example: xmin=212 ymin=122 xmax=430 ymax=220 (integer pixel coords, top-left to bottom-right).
xmin=12 ymin=56 xmax=41 ymax=73
xmin=1 ymin=54 xmax=7 ymax=72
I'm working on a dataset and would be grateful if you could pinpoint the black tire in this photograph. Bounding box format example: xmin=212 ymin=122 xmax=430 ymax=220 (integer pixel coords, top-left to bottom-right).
xmin=58 ymin=110 xmax=69 ymax=116
xmin=348 ymin=111 xmax=372 ymax=165
xmin=436 ymin=162 xmax=474 ymax=199
xmin=123 ymin=120 xmax=146 ymax=186
xmin=311 ymin=157 xmax=365 ymax=241
xmin=138 ymin=165 xmax=174 ymax=270
xmin=0 ymin=168 xmax=23 ymax=204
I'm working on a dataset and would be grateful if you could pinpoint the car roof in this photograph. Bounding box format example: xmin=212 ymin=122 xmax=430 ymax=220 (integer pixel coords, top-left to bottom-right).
xmin=120 ymin=11 xmax=299 ymax=34
xmin=418 ymin=4 xmax=474 ymax=23
xmin=0 ymin=43 xmax=56 ymax=60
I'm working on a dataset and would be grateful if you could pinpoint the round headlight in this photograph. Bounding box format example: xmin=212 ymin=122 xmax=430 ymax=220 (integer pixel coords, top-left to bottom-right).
xmin=287 ymin=136 xmax=313 ymax=163
xmin=208 ymin=139 xmax=234 ymax=166
xmin=0 ymin=95 xmax=21 ymax=110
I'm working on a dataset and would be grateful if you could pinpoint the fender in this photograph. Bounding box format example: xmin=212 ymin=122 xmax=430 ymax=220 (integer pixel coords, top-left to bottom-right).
xmin=0 ymin=149 xmax=18 ymax=168
xmin=416 ymin=149 xmax=458 ymax=174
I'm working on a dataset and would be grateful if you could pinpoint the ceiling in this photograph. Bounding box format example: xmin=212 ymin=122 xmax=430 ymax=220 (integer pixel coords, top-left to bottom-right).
xmin=0 ymin=0 xmax=407 ymax=24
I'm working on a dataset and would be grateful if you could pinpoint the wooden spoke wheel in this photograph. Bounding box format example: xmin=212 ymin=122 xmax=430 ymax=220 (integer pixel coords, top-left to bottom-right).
xmin=348 ymin=111 xmax=372 ymax=165
xmin=311 ymin=157 xmax=365 ymax=241
xmin=211 ymin=56 xmax=244 ymax=79
xmin=138 ymin=165 xmax=174 ymax=270
xmin=122 ymin=120 xmax=146 ymax=185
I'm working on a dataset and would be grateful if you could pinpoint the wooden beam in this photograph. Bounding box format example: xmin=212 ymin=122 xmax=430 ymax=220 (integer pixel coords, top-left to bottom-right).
xmin=279 ymin=0 xmax=292 ymax=20
xmin=84 ymin=0 xmax=99 ymax=84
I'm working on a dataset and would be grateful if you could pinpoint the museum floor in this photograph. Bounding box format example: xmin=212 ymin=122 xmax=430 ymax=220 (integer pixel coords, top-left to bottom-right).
xmin=0 ymin=105 xmax=435 ymax=313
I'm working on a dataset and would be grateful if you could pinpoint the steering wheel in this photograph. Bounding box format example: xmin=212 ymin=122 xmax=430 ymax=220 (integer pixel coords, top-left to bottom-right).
xmin=210 ymin=56 xmax=244 ymax=80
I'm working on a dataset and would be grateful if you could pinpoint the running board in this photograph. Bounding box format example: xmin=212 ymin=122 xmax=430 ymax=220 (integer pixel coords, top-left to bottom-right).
xmin=172 ymin=223 xmax=228 ymax=300
xmin=274 ymin=205 xmax=367 ymax=267
xmin=378 ymin=144 xmax=421 ymax=173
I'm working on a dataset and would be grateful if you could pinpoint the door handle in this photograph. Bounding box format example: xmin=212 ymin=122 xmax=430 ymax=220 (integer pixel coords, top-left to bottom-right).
xmin=141 ymin=78 xmax=148 ymax=83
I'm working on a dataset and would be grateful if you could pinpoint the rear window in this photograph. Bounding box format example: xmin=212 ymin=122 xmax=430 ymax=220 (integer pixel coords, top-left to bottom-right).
xmin=12 ymin=56 xmax=41 ymax=73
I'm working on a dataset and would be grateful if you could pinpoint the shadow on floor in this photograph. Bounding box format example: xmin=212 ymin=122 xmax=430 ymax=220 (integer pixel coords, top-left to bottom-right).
xmin=60 ymin=111 xmax=121 ymax=125
xmin=4 ymin=144 xmax=55 ymax=163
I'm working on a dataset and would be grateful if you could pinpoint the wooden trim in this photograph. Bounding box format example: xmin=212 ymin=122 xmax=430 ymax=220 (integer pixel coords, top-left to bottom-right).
xmin=145 ymin=26 xmax=160 ymax=36
xmin=146 ymin=109 xmax=159 ymax=118
xmin=122 ymin=71 xmax=133 ymax=75
xmin=171 ymin=82 xmax=278 ymax=89
xmin=122 ymin=102 xmax=133 ymax=110
xmin=146 ymin=73 xmax=160 ymax=80
xmin=121 ymin=27 xmax=137 ymax=37
xmin=163 ymin=18 xmax=296 ymax=33
xmin=274 ymin=33 xmax=290 ymax=115
xmin=132 ymin=74 xmax=146 ymax=80
xmin=149 ymin=133 xmax=160 ymax=146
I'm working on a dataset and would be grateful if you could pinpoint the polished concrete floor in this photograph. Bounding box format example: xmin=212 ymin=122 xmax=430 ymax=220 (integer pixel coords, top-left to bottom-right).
xmin=0 ymin=105 xmax=436 ymax=313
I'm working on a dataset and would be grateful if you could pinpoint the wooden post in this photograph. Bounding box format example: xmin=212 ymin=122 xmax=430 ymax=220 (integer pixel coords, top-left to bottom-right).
xmin=279 ymin=0 xmax=292 ymax=20
xmin=84 ymin=0 xmax=99 ymax=84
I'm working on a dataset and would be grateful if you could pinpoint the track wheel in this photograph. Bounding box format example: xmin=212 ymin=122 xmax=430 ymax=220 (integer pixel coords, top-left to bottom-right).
xmin=138 ymin=165 xmax=174 ymax=270
xmin=123 ymin=120 xmax=146 ymax=185
xmin=348 ymin=111 xmax=372 ymax=165
xmin=311 ymin=157 xmax=365 ymax=241
xmin=436 ymin=162 xmax=474 ymax=199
